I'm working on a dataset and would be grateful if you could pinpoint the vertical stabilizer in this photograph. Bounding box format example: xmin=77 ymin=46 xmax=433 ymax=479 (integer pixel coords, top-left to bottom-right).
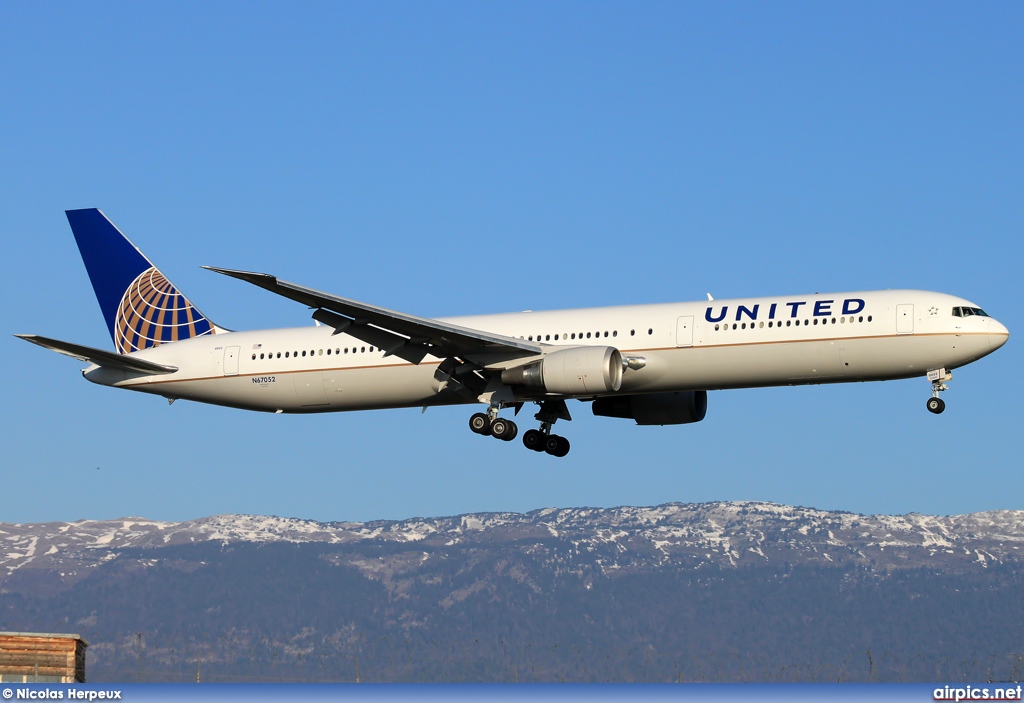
xmin=65 ymin=209 xmax=221 ymax=353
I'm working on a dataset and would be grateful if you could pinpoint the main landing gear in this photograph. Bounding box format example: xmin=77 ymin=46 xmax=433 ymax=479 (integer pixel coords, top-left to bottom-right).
xmin=468 ymin=399 xmax=572 ymax=457
xmin=522 ymin=427 xmax=570 ymax=458
xmin=469 ymin=410 xmax=519 ymax=441
xmin=926 ymin=368 xmax=952 ymax=415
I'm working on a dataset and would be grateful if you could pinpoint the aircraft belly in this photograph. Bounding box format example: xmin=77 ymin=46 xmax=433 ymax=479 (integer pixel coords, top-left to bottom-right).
xmin=322 ymin=363 xmax=442 ymax=411
xmin=121 ymin=362 xmax=446 ymax=413
xmin=145 ymin=376 xmax=297 ymax=411
xmin=617 ymin=333 xmax=990 ymax=392
xmin=294 ymin=371 xmax=327 ymax=407
xmin=839 ymin=333 xmax=992 ymax=378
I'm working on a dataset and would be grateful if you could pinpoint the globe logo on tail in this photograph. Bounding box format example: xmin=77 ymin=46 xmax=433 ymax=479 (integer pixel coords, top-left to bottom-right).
xmin=114 ymin=267 xmax=215 ymax=353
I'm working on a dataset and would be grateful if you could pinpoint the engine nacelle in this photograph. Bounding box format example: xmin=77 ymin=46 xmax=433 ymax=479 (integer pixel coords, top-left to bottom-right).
xmin=502 ymin=346 xmax=623 ymax=395
xmin=592 ymin=391 xmax=708 ymax=425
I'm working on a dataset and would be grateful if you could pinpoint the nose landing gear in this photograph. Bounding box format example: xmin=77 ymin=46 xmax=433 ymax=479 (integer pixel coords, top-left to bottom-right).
xmin=926 ymin=368 xmax=951 ymax=414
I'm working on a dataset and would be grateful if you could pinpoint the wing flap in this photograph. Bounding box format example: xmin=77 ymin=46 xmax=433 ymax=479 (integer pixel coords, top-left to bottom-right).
xmin=311 ymin=309 xmax=431 ymax=364
xmin=203 ymin=267 xmax=542 ymax=362
xmin=15 ymin=334 xmax=179 ymax=375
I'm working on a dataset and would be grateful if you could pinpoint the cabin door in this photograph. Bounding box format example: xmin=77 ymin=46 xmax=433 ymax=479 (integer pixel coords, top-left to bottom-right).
xmin=896 ymin=304 xmax=914 ymax=334
xmin=675 ymin=316 xmax=694 ymax=347
xmin=223 ymin=346 xmax=240 ymax=375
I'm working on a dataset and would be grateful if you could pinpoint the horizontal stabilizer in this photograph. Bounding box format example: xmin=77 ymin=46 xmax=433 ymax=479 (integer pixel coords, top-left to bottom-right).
xmin=14 ymin=334 xmax=178 ymax=375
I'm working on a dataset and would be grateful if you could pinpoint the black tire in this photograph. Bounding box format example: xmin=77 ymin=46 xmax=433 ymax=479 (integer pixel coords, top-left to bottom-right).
xmin=523 ymin=429 xmax=545 ymax=451
xmin=469 ymin=412 xmax=492 ymax=435
xmin=926 ymin=397 xmax=945 ymax=415
xmin=493 ymin=419 xmax=518 ymax=442
xmin=545 ymin=435 xmax=560 ymax=455
xmin=491 ymin=418 xmax=510 ymax=440
xmin=545 ymin=434 xmax=570 ymax=457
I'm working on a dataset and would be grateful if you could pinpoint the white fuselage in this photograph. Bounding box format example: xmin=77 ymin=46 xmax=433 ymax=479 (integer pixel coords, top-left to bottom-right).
xmin=84 ymin=289 xmax=1009 ymax=413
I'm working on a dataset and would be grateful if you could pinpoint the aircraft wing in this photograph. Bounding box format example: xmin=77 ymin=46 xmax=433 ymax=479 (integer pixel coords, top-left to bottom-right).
xmin=203 ymin=267 xmax=543 ymax=364
xmin=14 ymin=334 xmax=179 ymax=375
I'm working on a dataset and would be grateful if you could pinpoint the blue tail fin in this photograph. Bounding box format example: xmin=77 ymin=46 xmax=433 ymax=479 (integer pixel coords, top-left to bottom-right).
xmin=66 ymin=209 xmax=221 ymax=353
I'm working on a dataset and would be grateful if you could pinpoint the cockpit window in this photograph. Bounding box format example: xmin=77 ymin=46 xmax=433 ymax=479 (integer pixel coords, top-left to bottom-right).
xmin=952 ymin=306 xmax=989 ymax=318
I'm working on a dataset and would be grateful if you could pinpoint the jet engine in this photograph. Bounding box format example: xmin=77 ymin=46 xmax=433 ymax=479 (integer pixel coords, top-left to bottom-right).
xmin=501 ymin=346 xmax=623 ymax=395
xmin=592 ymin=391 xmax=708 ymax=425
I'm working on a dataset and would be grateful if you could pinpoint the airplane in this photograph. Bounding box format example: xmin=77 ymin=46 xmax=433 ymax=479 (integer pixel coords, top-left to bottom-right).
xmin=16 ymin=209 xmax=1010 ymax=458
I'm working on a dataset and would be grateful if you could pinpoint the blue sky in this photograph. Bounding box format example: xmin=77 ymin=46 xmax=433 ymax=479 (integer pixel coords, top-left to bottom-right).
xmin=2 ymin=2 xmax=1021 ymax=524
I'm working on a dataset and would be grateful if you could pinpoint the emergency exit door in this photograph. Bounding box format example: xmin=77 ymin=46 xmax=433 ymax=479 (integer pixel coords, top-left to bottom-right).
xmin=676 ymin=316 xmax=694 ymax=347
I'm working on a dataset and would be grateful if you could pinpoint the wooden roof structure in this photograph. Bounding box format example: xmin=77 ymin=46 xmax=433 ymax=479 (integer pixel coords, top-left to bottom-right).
xmin=0 ymin=632 xmax=87 ymax=683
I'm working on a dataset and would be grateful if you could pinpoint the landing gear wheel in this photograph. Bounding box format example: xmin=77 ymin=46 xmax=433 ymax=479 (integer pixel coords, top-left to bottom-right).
xmin=523 ymin=429 xmax=545 ymax=451
xmin=469 ymin=412 xmax=492 ymax=435
xmin=926 ymin=397 xmax=945 ymax=415
xmin=491 ymin=418 xmax=518 ymax=441
xmin=545 ymin=434 xmax=571 ymax=457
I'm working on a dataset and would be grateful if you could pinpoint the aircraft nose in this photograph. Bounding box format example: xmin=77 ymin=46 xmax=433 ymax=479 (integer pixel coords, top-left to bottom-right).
xmin=988 ymin=319 xmax=1010 ymax=352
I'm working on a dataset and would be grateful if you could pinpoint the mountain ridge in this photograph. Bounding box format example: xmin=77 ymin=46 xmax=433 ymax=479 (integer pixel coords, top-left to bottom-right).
xmin=3 ymin=500 xmax=1024 ymax=682
xmin=4 ymin=501 xmax=1023 ymax=596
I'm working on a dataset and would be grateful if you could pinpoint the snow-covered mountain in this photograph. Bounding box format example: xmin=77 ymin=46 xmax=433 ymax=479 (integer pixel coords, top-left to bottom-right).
xmin=4 ymin=501 xmax=1024 ymax=683
xmin=4 ymin=501 xmax=1023 ymax=592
